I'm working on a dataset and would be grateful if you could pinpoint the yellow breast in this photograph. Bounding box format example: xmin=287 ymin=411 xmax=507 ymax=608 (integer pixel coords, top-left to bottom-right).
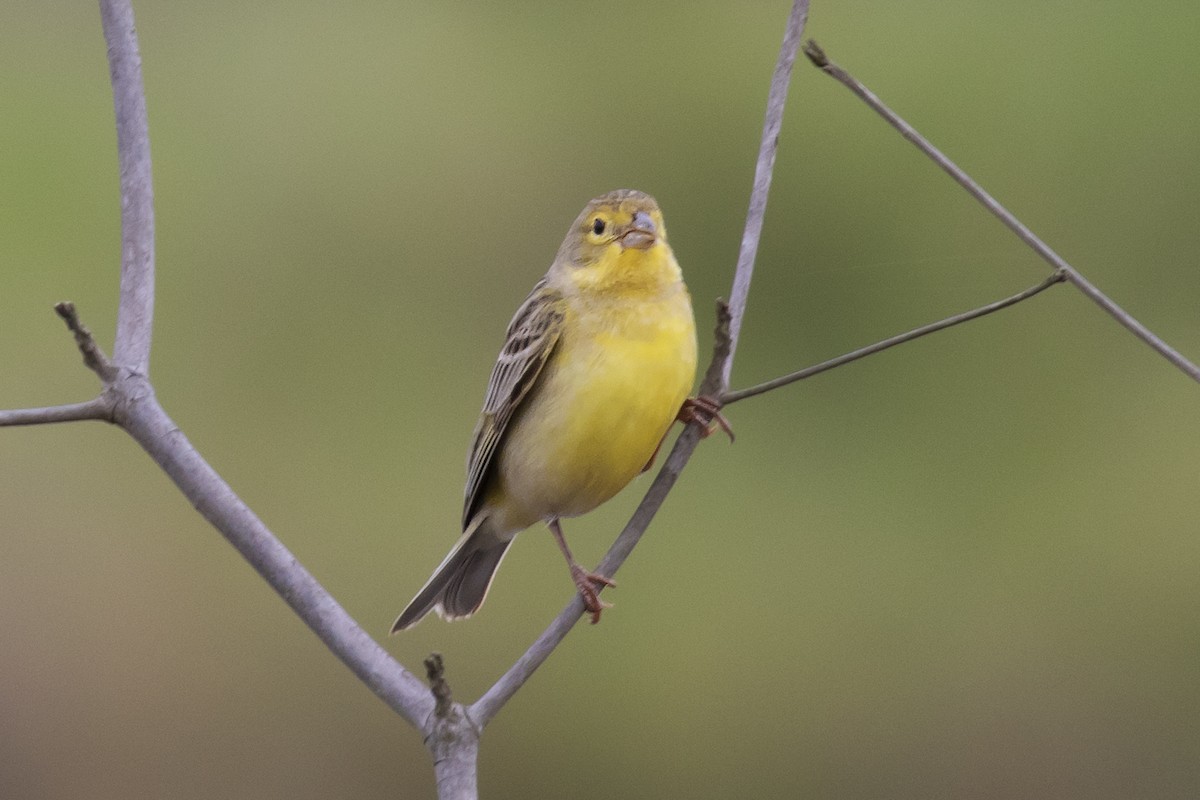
xmin=488 ymin=282 xmax=697 ymax=530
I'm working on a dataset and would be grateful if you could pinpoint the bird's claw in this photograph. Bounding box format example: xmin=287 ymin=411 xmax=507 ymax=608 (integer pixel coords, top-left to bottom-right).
xmin=570 ymin=565 xmax=615 ymax=624
xmin=678 ymin=395 xmax=734 ymax=442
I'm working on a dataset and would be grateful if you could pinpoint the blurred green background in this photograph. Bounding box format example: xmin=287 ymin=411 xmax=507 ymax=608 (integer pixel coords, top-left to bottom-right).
xmin=3 ymin=2 xmax=1199 ymax=798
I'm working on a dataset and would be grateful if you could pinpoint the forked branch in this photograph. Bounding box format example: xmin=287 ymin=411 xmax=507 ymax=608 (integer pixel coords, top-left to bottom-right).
xmin=0 ymin=303 xmax=116 ymax=427
xmin=1 ymin=0 xmax=436 ymax=730
xmin=803 ymin=40 xmax=1200 ymax=385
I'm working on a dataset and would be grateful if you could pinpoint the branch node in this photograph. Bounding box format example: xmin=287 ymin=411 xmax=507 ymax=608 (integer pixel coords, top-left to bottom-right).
xmin=54 ymin=302 xmax=118 ymax=384
xmin=424 ymin=653 xmax=454 ymax=719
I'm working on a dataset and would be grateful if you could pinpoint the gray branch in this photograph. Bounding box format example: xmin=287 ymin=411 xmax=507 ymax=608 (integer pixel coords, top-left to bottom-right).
xmin=114 ymin=378 xmax=434 ymax=728
xmin=803 ymin=40 xmax=1200 ymax=386
xmin=0 ymin=398 xmax=113 ymax=427
xmin=721 ymin=0 xmax=809 ymax=392
xmin=99 ymin=0 xmax=155 ymax=375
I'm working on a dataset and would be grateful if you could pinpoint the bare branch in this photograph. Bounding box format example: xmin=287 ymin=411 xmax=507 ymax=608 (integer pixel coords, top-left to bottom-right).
xmin=99 ymin=0 xmax=155 ymax=375
xmin=0 ymin=398 xmax=113 ymax=427
xmin=722 ymin=0 xmax=809 ymax=392
xmin=115 ymin=387 xmax=435 ymax=729
xmin=471 ymin=0 xmax=811 ymax=728
xmin=55 ymin=301 xmax=118 ymax=383
xmin=2 ymin=2 xmax=440 ymax=735
xmin=723 ymin=271 xmax=1066 ymax=405
xmin=803 ymin=40 xmax=1200 ymax=386
xmin=7 ymin=344 xmax=436 ymax=719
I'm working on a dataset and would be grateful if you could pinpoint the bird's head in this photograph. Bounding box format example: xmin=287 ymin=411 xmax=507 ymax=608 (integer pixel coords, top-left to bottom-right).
xmin=551 ymin=189 xmax=680 ymax=294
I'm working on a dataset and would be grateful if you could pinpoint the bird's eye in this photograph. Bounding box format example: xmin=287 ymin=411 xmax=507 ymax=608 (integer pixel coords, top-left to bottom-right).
xmin=591 ymin=218 xmax=606 ymax=235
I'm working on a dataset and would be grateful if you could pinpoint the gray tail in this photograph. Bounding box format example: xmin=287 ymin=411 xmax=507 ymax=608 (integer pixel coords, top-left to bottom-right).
xmin=390 ymin=517 xmax=513 ymax=633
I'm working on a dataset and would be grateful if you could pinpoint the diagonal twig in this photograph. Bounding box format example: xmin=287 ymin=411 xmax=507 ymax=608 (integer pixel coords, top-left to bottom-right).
xmin=723 ymin=271 xmax=1066 ymax=404
xmin=803 ymin=40 xmax=1200 ymax=385
xmin=55 ymin=301 xmax=118 ymax=383
xmin=470 ymin=0 xmax=811 ymax=729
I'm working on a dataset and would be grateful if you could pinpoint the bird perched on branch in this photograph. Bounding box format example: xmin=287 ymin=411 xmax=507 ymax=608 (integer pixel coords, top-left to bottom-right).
xmin=392 ymin=189 xmax=728 ymax=632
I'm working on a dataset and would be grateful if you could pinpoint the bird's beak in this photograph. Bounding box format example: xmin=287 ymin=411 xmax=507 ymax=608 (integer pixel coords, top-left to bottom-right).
xmin=618 ymin=211 xmax=657 ymax=250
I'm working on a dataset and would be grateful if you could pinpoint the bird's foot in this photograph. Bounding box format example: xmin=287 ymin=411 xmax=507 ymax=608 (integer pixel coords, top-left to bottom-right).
xmin=678 ymin=395 xmax=734 ymax=442
xmin=570 ymin=564 xmax=616 ymax=624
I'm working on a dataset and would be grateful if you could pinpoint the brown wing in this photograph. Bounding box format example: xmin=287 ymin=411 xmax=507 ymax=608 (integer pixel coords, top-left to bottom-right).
xmin=462 ymin=279 xmax=564 ymax=527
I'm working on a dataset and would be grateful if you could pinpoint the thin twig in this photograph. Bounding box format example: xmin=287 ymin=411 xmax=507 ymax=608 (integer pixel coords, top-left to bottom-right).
xmin=424 ymin=653 xmax=454 ymax=719
xmin=803 ymin=40 xmax=1200 ymax=385
xmin=54 ymin=302 xmax=118 ymax=383
xmin=470 ymin=0 xmax=811 ymax=729
xmin=723 ymin=272 xmax=1066 ymax=405
xmin=0 ymin=398 xmax=113 ymax=427
xmin=99 ymin=0 xmax=155 ymax=374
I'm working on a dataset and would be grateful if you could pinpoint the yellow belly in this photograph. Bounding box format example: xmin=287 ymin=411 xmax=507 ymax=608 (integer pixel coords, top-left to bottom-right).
xmin=486 ymin=289 xmax=696 ymax=532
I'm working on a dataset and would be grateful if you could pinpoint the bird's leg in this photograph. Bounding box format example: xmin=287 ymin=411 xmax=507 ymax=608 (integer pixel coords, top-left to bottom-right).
xmin=547 ymin=518 xmax=615 ymax=624
xmin=678 ymin=395 xmax=735 ymax=442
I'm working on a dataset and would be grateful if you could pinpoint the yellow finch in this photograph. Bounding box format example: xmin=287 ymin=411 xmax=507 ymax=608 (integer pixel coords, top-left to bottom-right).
xmin=392 ymin=189 xmax=713 ymax=632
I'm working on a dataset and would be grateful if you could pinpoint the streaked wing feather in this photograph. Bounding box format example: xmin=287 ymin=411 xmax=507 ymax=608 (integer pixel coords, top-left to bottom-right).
xmin=463 ymin=279 xmax=564 ymax=526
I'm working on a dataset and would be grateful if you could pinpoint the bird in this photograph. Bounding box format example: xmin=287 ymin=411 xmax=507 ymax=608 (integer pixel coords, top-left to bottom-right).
xmin=391 ymin=189 xmax=727 ymax=633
